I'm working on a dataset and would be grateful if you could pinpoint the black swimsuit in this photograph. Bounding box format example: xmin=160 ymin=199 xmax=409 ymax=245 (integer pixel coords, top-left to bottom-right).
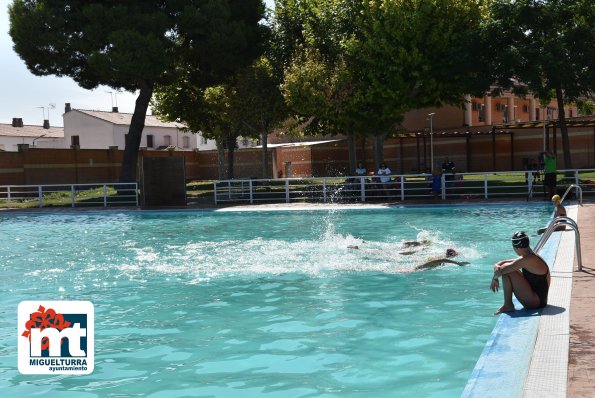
xmin=522 ymin=268 xmax=550 ymax=307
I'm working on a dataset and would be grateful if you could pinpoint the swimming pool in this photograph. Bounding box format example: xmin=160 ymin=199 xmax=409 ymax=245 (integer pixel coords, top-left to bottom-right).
xmin=0 ymin=205 xmax=551 ymax=397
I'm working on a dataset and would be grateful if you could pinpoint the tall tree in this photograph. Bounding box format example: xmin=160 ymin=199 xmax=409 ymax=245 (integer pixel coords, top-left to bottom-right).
xmin=483 ymin=0 xmax=595 ymax=169
xmin=274 ymin=0 xmax=377 ymax=170
xmin=234 ymin=57 xmax=287 ymax=178
xmin=153 ymin=83 xmax=241 ymax=179
xmin=277 ymin=0 xmax=490 ymax=169
xmin=9 ymin=0 xmax=265 ymax=182
xmin=347 ymin=0 xmax=490 ymax=113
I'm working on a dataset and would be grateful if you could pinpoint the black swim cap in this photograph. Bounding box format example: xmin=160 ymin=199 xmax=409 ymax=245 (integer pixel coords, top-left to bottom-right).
xmin=511 ymin=231 xmax=530 ymax=248
xmin=446 ymin=248 xmax=457 ymax=257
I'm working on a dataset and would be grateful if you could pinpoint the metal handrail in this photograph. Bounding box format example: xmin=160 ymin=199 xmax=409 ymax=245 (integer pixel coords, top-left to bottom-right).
xmin=0 ymin=182 xmax=138 ymax=208
xmin=534 ymin=216 xmax=582 ymax=271
xmin=560 ymin=184 xmax=583 ymax=206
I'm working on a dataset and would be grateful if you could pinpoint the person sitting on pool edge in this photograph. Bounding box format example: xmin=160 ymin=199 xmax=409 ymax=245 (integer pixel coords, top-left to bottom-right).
xmin=491 ymin=231 xmax=550 ymax=315
xmin=414 ymin=248 xmax=470 ymax=270
xmin=537 ymin=194 xmax=567 ymax=234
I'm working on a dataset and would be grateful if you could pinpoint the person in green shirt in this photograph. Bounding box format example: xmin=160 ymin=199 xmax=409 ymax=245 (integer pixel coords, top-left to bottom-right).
xmin=543 ymin=150 xmax=557 ymax=199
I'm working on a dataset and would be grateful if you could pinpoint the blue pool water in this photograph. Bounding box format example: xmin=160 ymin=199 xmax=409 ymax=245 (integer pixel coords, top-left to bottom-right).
xmin=0 ymin=205 xmax=551 ymax=397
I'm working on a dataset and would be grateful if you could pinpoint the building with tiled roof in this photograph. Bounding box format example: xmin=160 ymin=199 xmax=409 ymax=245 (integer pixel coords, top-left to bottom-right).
xmin=0 ymin=118 xmax=64 ymax=151
xmin=63 ymin=104 xmax=197 ymax=150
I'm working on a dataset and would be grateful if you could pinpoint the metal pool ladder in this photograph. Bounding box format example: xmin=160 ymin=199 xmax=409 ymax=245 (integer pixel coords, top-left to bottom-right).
xmin=534 ymin=216 xmax=583 ymax=271
xmin=560 ymin=183 xmax=583 ymax=206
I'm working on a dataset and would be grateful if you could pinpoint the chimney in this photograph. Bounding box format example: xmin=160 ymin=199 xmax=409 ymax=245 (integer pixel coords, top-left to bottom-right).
xmin=12 ymin=118 xmax=18 ymax=127
xmin=43 ymin=119 xmax=50 ymax=129
xmin=17 ymin=118 xmax=24 ymax=127
xmin=65 ymin=103 xmax=71 ymax=113
xmin=112 ymin=106 xmax=119 ymax=113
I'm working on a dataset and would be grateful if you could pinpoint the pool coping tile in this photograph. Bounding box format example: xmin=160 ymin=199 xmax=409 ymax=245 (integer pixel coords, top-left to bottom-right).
xmin=461 ymin=205 xmax=577 ymax=398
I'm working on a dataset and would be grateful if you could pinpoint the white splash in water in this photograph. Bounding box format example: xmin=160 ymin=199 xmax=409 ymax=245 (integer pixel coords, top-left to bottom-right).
xmin=111 ymin=221 xmax=483 ymax=281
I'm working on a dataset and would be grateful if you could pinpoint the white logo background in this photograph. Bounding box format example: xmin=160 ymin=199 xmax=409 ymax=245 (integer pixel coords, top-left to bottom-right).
xmin=18 ymin=300 xmax=94 ymax=375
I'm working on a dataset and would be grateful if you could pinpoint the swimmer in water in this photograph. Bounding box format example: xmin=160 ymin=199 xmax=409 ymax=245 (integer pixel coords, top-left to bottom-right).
xmin=402 ymin=239 xmax=431 ymax=247
xmin=537 ymin=194 xmax=567 ymax=234
xmin=399 ymin=239 xmax=431 ymax=255
xmin=348 ymin=239 xmax=431 ymax=255
xmin=414 ymin=248 xmax=470 ymax=270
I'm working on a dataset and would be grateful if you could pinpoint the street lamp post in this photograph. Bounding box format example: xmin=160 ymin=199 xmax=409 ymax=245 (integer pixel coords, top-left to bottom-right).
xmin=428 ymin=113 xmax=436 ymax=173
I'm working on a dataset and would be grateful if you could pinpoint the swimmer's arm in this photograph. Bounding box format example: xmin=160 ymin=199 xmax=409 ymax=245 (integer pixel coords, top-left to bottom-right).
xmin=415 ymin=258 xmax=469 ymax=270
xmin=493 ymin=257 xmax=523 ymax=277
xmin=495 ymin=258 xmax=516 ymax=266
xmin=414 ymin=260 xmax=441 ymax=270
xmin=399 ymin=250 xmax=417 ymax=255
xmin=443 ymin=259 xmax=470 ymax=266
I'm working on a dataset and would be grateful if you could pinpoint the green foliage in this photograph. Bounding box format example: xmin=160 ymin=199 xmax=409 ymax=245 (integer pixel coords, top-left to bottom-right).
xmin=235 ymin=57 xmax=287 ymax=135
xmin=483 ymin=0 xmax=594 ymax=101
xmin=278 ymin=0 xmax=490 ymax=167
xmin=576 ymin=99 xmax=595 ymax=116
xmin=9 ymin=0 xmax=265 ymax=181
xmin=153 ymin=56 xmax=286 ymax=178
xmin=483 ymin=0 xmax=595 ymax=168
xmin=348 ymin=0 xmax=489 ymax=111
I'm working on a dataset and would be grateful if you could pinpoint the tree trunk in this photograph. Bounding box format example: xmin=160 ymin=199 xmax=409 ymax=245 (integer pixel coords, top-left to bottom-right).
xmin=226 ymin=135 xmax=236 ymax=179
xmin=260 ymin=131 xmax=269 ymax=178
xmin=555 ymin=86 xmax=573 ymax=169
xmin=216 ymin=139 xmax=225 ymax=179
xmin=347 ymin=134 xmax=356 ymax=173
xmin=372 ymin=134 xmax=385 ymax=169
xmin=119 ymin=80 xmax=153 ymax=183
xmin=361 ymin=137 xmax=367 ymax=165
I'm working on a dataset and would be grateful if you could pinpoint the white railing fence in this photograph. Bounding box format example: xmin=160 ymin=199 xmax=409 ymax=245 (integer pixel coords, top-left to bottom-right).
xmin=214 ymin=169 xmax=595 ymax=204
xmin=0 ymin=183 xmax=138 ymax=208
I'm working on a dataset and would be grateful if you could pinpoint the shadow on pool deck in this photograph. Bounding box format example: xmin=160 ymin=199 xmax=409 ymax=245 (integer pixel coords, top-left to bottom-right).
xmin=568 ymin=202 xmax=595 ymax=397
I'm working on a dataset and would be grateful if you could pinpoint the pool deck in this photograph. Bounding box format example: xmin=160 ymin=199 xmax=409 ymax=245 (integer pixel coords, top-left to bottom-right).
xmin=567 ymin=202 xmax=595 ymax=397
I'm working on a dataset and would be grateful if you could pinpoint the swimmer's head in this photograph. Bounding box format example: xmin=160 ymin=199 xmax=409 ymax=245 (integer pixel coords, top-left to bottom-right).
xmin=446 ymin=248 xmax=458 ymax=257
xmin=511 ymin=231 xmax=530 ymax=249
xmin=551 ymin=194 xmax=561 ymax=203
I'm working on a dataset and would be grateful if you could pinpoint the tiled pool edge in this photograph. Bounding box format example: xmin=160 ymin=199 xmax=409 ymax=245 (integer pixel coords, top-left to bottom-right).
xmin=461 ymin=213 xmax=566 ymax=398
xmin=522 ymin=205 xmax=578 ymax=398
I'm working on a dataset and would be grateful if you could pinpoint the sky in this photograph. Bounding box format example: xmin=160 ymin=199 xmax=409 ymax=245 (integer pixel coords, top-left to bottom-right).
xmin=0 ymin=0 xmax=275 ymax=127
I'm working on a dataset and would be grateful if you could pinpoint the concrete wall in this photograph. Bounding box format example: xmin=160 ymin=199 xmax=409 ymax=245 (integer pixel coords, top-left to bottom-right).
xmin=1 ymin=126 xmax=593 ymax=186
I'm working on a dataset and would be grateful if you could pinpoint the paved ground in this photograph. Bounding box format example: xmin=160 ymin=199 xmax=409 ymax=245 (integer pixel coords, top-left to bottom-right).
xmin=568 ymin=202 xmax=595 ymax=397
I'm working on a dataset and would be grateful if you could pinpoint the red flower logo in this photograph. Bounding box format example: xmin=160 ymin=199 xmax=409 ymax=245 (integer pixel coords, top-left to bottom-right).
xmin=21 ymin=305 xmax=72 ymax=350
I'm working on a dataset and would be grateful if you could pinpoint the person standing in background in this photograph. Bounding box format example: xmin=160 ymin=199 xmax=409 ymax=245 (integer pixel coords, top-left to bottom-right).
xmin=543 ymin=150 xmax=557 ymax=199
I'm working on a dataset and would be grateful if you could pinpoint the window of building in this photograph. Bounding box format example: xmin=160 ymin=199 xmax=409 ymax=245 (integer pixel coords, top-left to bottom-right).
xmin=147 ymin=134 xmax=154 ymax=148
xmin=201 ymin=136 xmax=208 ymax=145
xmin=182 ymin=136 xmax=190 ymax=148
xmin=242 ymin=137 xmax=249 ymax=147
xmin=164 ymin=135 xmax=171 ymax=146
xmin=71 ymin=135 xmax=80 ymax=148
